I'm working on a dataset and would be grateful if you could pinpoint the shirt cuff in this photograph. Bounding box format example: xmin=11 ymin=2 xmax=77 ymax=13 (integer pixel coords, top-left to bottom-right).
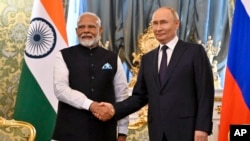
xmin=118 ymin=133 xmax=127 ymax=137
xmin=82 ymin=98 xmax=94 ymax=110
xmin=118 ymin=126 xmax=128 ymax=135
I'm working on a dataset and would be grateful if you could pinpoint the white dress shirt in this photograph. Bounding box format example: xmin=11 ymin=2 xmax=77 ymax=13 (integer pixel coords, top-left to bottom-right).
xmin=158 ymin=36 xmax=179 ymax=71
xmin=53 ymin=51 xmax=129 ymax=134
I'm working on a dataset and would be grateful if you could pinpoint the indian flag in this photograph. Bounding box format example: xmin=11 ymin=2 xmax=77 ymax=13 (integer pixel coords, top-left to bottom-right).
xmin=14 ymin=0 xmax=68 ymax=140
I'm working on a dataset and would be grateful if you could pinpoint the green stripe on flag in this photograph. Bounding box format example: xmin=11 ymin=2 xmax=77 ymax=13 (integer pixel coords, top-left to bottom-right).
xmin=14 ymin=61 xmax=57 ymax=141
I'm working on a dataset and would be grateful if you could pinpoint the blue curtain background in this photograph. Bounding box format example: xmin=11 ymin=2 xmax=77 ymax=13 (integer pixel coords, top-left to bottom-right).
xmin=65 ymin=0 xmax=229 ymax=87
xmin=66 ymin=0 xmax=87 ymax=46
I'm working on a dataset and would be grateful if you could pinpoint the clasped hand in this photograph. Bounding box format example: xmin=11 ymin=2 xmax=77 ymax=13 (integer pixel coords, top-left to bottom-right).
xmin=89 ymin=102 xmax=114 ymax=121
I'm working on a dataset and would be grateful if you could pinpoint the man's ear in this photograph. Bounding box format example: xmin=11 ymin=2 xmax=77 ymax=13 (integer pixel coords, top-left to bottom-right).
xmin=99 ymin=26 xmax=103 ymax=34
xmin=175 ymin=20 xmax=180 ymax=30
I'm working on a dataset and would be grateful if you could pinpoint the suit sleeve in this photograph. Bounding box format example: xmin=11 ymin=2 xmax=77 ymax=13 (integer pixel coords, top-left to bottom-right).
xmin=193 ymin=45 xmax=215 ymax=134
xmin=115 ymin=56 xmax=149 ymax=120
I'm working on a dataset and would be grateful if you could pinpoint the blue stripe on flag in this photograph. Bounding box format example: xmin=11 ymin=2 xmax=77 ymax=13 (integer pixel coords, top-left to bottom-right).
xmin=227 ymin=0 xmax=250 ymax=109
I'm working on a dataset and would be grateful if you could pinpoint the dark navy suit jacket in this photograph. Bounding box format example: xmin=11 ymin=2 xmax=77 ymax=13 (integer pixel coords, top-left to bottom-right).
xmin=115 ymin=40 xmax=214 ymax=141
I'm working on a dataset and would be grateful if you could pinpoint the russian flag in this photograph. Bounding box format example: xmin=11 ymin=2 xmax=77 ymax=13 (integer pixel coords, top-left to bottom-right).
xmin=218 ymin=0 xmax=250 ymax=140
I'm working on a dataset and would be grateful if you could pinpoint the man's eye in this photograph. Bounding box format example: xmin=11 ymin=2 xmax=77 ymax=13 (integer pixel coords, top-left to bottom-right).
xmin=160 ymin=21 xmax=168 ymax=24
xmin=77 ymin=26 xmax=85 ymax=29
xmin=89 ymin=25 xmax=96 ymax=28
xmin=152 ymin=22 xmax=158 ymax=25
xmin=151 ymin=21 xmax=167 ymax=26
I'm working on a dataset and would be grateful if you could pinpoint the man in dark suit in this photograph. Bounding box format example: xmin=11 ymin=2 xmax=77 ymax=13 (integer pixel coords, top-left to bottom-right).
xmin=98 ymin=7 xmax=214 ymax=141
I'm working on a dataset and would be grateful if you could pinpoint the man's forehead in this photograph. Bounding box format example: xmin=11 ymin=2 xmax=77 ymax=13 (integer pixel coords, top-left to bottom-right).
xmin=152 ymin=16 xmax=168 ymax=22
xmin=78 ymin=21 xmax=98 ymax=26
xmin=152 ymin=11 xmax=174 ymax=22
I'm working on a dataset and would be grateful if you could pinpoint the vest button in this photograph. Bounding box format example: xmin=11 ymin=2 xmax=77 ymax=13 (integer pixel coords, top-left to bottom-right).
xmin=91 ymin=88 xmax=94 ymax=92
xmin=91 ymin=64 xmax=94 ymax=67
xmin=91 ymin=76 xmax=95 ymax=79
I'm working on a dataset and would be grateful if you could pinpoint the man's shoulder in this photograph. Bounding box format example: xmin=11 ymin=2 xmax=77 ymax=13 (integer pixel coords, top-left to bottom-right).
xmin=97 ymin=46 xmax=117 ymax=56
xmin=61 ymin=44 xmax=80 ymax=51
xmin=179 ymin=40 xmax=202 ymax=48
xmin=144 ymin=46 xmax=159 ymax=56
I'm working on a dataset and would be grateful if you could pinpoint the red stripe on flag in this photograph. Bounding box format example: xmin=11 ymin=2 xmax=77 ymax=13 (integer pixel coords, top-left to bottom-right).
xmin=218 ymin=68 xmax=250 ymax=141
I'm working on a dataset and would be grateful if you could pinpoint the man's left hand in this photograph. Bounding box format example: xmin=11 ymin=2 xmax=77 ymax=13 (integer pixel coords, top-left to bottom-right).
xmin=117 ymin=135 xmax=126 ymax=141
xmin=194 ymin=130 xmax=208 ymax=141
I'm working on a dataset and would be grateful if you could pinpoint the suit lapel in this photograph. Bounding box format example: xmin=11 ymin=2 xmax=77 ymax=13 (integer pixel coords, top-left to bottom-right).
xmin=161 ymin=40 xmax=187 ymax=88
xmin=152 ymin=46 xmax=161 ymax=88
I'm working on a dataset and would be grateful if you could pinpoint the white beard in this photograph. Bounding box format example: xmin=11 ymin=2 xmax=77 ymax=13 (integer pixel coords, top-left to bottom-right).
xmin=80 ymin=38 xmax=96 ymax=47
xmin=79 ymin=33 xmax=100 ymax=47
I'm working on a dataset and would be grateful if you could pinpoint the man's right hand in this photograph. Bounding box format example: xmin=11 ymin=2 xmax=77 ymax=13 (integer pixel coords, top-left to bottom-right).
xmin=89 ymin=102 xmax=115 ymax=121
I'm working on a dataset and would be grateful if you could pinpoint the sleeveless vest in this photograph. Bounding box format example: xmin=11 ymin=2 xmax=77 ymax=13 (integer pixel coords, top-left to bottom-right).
xmin=53 ymin=45 xmax=118 ymax=141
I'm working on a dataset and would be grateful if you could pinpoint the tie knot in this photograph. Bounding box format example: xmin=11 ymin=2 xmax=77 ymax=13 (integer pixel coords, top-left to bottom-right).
xmin=161 ymin=45 xmax=168 ymax=51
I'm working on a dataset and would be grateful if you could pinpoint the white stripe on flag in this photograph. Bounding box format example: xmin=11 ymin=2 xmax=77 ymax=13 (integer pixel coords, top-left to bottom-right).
xmin=25 ymin=0 xmax=67 ymax=112
xmin=242 ymin=0 xmax=250 ymax=17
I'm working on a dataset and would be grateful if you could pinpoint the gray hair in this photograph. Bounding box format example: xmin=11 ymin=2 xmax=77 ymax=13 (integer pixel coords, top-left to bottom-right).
xmin=77 ymin=12 xmax=101 ymax=26
xmin=152 ymin=7 xmax=180 ymax=20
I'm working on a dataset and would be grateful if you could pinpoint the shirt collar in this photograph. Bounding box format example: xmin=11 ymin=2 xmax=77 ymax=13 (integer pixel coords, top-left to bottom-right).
xmin=159 ymin=36 xmax=179 ymax=50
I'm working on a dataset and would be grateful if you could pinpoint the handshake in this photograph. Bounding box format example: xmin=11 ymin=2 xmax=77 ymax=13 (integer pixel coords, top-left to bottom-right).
xmin=89 ymin=101 xmax=115 ymax=121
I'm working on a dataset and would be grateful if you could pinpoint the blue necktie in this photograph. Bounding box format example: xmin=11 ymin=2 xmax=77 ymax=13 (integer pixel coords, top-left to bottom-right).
xmin=159 ymin=45 xmax=168 ymax=85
